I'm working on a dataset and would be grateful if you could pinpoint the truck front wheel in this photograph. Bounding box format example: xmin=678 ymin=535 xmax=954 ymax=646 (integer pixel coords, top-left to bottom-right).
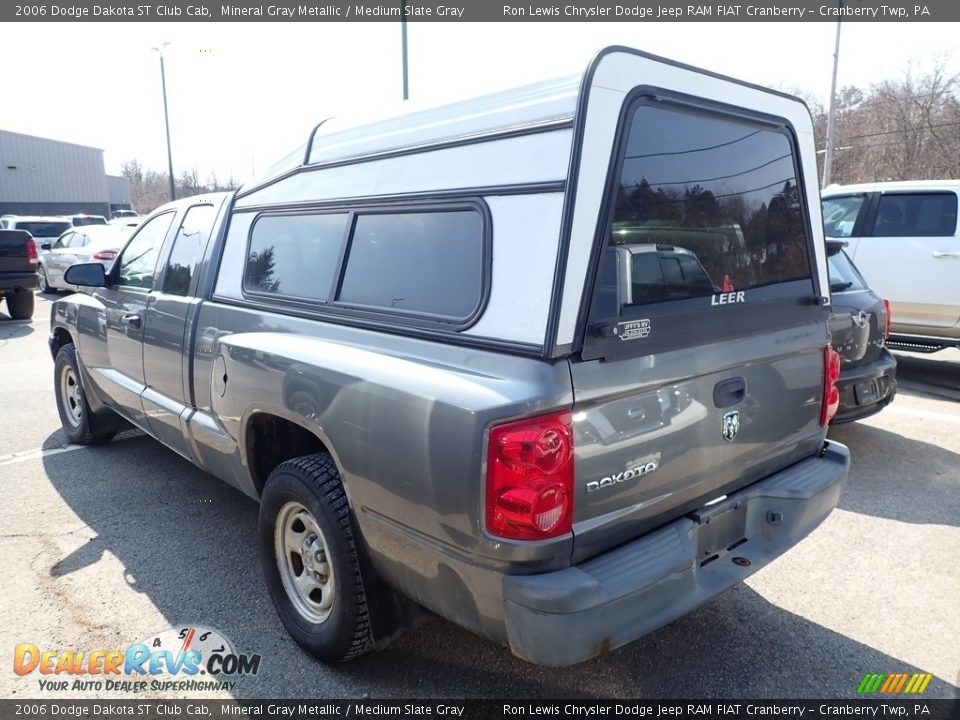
xmin=259 ymin=453 xmax=375 ymax=663
xmin=54 ymin=344 xmax=117 ymax=444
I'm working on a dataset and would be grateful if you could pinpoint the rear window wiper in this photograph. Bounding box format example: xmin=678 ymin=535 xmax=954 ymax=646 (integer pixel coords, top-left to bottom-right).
xmin=830 ymin=281 xmax=853 ymax=292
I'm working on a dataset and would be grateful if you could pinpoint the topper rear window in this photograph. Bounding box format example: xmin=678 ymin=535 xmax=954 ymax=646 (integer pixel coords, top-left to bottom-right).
xmin=585 ymin=99 xmax=816 ymax=357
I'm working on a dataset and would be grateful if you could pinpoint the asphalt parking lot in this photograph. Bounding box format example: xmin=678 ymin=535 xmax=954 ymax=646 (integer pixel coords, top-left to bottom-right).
xmin=1 ymin=293 xmax=958 ymax=700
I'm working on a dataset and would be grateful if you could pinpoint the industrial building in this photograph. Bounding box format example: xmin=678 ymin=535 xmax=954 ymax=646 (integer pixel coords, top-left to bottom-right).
xmin=0 ymin=130 xmax=132 ymax=217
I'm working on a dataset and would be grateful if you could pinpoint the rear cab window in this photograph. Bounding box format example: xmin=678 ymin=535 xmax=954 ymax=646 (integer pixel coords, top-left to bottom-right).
xmin=584 ymin=99 xmax=816 ymax=358
xmin=16 ymin=221 xmax=72 ymax=238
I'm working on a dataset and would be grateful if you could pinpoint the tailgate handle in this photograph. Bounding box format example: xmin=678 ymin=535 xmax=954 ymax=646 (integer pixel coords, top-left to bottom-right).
xmin=714 ymin=377 xmax=746 ymax=408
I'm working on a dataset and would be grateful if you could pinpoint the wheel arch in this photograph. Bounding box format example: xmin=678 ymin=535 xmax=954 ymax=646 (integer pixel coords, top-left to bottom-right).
xmin=240 ymin=406 xmax=351 ymax=504
xmin=50 ymin=326 xmax=74 ymax=359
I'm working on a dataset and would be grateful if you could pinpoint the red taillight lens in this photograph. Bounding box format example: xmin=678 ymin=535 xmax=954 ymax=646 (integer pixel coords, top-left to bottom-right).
xmin=26 ymin=239 xmax=38 ymax=265
xmin=820 ymin=346 xmax=841 ymax=426
xmin=882 ymin=299 xmax=892 ymax=339
xmin=93 ymin=250 xmax=117 ymax=261
xmin=486 ymin=411 xmax=574 ymax=540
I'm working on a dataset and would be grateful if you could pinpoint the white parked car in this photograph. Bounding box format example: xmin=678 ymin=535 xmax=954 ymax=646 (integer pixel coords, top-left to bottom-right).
xmin=821 ymin=181 xmax=960 ymax=353
xmin=37 ymin=224 xmax=132 ymax=293
xmin=2 ymin=216 xmax=73 ymax=246
xmin=109 ymin=216 xmax=142 ymax=230
xmin=68 ymin=214 xmax=108 ymax=227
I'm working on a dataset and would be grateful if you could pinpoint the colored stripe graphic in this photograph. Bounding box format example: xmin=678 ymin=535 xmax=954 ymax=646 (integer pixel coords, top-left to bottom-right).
xmin=857 ymin=673 xmax=932 ymax=694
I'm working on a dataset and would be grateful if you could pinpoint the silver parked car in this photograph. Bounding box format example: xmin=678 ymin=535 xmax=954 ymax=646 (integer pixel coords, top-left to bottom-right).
xmin=38 ymin=224 xmax=132 ymax=293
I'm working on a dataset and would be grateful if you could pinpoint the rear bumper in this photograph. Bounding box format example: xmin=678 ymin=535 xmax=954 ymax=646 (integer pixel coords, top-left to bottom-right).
xmin=833 ymin=348 xmax=897 ymax=424
xmin=0 ymin=271 xmax=38 ymax=293
xmin=502 ymin=442 xmax=849 ymax=666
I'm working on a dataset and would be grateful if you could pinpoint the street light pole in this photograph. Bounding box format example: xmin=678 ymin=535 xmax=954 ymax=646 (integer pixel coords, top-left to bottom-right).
xmin=154 ymin=43 xmax=176 ymax=202
xmin=822 ymin=18 xmax=842 ymax=188
xmin=400 ymin=6 xmax=409 ymax=100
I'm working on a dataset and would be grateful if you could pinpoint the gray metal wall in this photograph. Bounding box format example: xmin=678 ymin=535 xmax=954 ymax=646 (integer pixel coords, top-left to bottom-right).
xmin=107 ymin=175 xmax=131 ymax=205
xmin=0 ymin=130 xmax=110 ymax=216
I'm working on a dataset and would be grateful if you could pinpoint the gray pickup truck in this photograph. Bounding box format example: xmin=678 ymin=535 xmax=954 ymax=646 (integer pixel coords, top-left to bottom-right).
xmin=0 ymin=229 xmax=38 ymax=319
xmin=50 ymin=47 xmax=849 ymax=666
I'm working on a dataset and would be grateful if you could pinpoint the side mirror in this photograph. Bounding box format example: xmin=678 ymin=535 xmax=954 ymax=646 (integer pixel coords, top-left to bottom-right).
xmin=64 ymin=262 xmax=107 ymax=288
xmin=40 ymin=243 xmax=52 ymax=251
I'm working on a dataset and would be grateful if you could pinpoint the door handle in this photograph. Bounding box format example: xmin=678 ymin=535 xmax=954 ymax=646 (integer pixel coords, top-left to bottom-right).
xmin=933 ymin=251 xmax=960 ymax=258
xmin=121 ymin=314 xmax=142 ymax=329
xmin=714 ymin=377 xmax=746 ymax=408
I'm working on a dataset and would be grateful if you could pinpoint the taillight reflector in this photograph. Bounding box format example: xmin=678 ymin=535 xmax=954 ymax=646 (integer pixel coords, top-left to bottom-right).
xmin=882 ymin=299 xmax=892 ymax=339
xmin=821 ymin=346 xmax=841 ymax=426
xmin=93 ymin=250 xmax=117 ymax=261
xmin=485 ymin=411 xmax=574 ymax=540
xmin=26 ymin=239 xmax=38 ymax=265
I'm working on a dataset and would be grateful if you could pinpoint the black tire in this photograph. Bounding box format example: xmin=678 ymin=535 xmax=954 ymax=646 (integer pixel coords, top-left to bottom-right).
xmin=259 ymin=453 xmax=375 ymax=663
xmin=6 ymin=291 xmax=34 ymax=320
xmin=38 ymin=266 xmax=52 ymax=294
xmin=54 ymin=343 xmax=116 ymax=445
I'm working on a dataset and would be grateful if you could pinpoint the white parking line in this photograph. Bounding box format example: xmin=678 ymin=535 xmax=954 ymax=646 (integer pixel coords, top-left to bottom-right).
xmin=0 ymin=444 xmax=86 ymax=468
xmin=886 ymin=405 xmax=960 ymax=424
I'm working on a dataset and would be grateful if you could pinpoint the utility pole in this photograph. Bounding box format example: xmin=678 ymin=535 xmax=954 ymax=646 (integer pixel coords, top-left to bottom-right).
xmin=822 ymin=17 xmax=842 ymax=188
xmin=153 ymin=42 xmax=176 ymax=202
xmin=400 ymin=6 xmax=409 ymax=100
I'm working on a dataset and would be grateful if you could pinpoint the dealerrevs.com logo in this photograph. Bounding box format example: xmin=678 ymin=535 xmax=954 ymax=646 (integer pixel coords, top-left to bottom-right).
xmin=13 ymin=626 xmax=261 ymax=693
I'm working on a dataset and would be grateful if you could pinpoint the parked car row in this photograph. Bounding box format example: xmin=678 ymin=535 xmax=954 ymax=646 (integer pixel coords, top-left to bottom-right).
xmin=37 ymin=224 xmax=133 ymax=293
xmin=0 ymin=213 xmax=139 ymax=295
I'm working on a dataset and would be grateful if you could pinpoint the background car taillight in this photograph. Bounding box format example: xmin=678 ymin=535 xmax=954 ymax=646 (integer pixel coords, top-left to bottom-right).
xmin=485 ymin=410 xmax=574 ymax=540
xmin=93 ymin=249 xmax=117 ymax=261
xmin=820 ymin=346 xmax=841 ymax=426
xmin=25 ymin=239 xmax=38 ymax=265
xmin=883 ymin=299 xmax=892 ymax=339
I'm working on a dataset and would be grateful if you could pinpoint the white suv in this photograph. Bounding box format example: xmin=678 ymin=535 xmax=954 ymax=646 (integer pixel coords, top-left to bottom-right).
xmin=821 ymin=181 xmax=960 ymax=353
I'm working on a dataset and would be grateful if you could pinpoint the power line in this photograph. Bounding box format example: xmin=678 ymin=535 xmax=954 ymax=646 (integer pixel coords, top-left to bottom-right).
xmin=637 ymin=177 xmax=796 ymax=204
xmin=624 ymin=130 xmax=761 ymax=160
xmin=640 ymin=153 xmax=792 ymax=188
xmin=838 ymin=120 xmax=960 ymax=142
xmin=830 ymin=133 xmax=960 ymax=152
xmin=839 ymin=88 xmax=959 ymax=109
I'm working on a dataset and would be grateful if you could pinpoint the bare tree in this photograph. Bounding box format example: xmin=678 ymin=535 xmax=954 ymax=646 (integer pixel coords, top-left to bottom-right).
xmin=121 ymin=161 xmax=241 ymax=214
xmin=814 ymin=58 xmax=960 ymax=185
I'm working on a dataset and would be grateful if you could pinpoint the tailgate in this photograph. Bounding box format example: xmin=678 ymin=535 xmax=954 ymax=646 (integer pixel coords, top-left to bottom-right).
xmin=570 ymin=324 xmax=826 ymax=562
xmin=0 ymin=230 xmax=33 ymax=273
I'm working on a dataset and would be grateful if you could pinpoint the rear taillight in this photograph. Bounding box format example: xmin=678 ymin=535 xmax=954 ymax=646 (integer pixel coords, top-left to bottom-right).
xmin=485 ymin=410 xmax=574 ymax=540
xmin=93 ymin=250 xmax=117 ymax=261
xmin=882 ymin=299 xmax=892 ymax=339
xmin=820 ymin=346 xmax=841 ymax=426
xmin=26 ymin=239 xmax=38 ymax=265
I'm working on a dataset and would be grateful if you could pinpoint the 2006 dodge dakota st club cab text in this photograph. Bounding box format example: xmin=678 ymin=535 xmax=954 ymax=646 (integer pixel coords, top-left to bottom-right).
xmin=49 ymin=46 xmax=848 ymax=666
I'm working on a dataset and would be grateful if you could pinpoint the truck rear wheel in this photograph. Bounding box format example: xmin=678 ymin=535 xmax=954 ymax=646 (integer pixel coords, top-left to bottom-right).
xmin=259 ymin=453 xmax=375 ymax=663
xmin=5 ymin=291 xmax=34 ymax=320
xmin=54 ymin=344 xmax=117 ymax=445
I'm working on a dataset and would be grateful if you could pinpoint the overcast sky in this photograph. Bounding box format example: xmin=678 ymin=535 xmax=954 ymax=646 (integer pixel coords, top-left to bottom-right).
xmin=1 ymin=21 xmax=957 ymax=182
